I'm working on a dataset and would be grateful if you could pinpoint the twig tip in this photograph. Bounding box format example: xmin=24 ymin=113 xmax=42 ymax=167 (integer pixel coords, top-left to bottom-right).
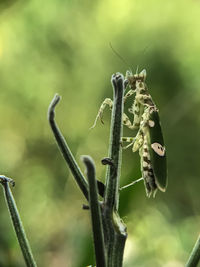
xmin=48 ymin=94 xmax=61 ymax=121
xmin=0 ymin=175 xmax=15 ymax=187
xmin=81 ymin=155 xmax=94 ymax=166
xmin=50 ymin=94 xmax=61 ymax=110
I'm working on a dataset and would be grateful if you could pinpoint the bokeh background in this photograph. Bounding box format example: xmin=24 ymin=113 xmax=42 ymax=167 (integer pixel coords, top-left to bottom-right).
xmin=0 ymin=0 xmax=199 ymax=266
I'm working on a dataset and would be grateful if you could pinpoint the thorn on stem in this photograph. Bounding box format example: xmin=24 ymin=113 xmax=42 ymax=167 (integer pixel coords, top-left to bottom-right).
xmin=82 ymin=204 xmax=90 ymax=210
xmin=101 ymin=157 xmax=114 ymax=166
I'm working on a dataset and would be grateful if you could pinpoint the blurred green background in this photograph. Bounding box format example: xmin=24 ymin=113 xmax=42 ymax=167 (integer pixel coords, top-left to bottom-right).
xmin=0 ymin=0 xmax=199 ymax=266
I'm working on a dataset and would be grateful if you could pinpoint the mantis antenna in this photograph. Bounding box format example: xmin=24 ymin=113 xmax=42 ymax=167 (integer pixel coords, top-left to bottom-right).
xmin=109 ymin=42 xmax=132 ymax=72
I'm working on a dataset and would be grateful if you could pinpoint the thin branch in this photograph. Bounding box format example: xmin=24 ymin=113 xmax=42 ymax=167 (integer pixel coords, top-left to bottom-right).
xmin=186 ymin=235 xmax=200 ymax=267
xmin=0 ymin=176 xmax=37 ymax=267
xmin=101 ymin=73 xmax=127 ymax=267
xmin=82 ymin=156 xmax=106 ymax=267
xmin=104 ymin=73 xmax=125 ymax=211
xmin=48 ymin=94 xmax=89 ymax=200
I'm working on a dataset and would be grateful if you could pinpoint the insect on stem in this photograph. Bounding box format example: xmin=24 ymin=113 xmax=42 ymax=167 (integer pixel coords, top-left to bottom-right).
xmin=91 ymin=68 xmax=167 ymax=197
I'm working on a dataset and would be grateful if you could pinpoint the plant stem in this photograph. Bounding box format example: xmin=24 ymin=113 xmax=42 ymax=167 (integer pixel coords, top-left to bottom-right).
xmin=104 ymin=73 xmax=124 ymax=211
xmin=0 ymin=176 xmax=37 ymax=267
xmin=186 ymin=235 xmax=200 ymax=267
xmin=48 ymin=94 xmax=89 ymax=200
xmin=102 ymin=73 xmax=127 ymax=267
xmin=82 ymin=156 xmax=106 ymax=267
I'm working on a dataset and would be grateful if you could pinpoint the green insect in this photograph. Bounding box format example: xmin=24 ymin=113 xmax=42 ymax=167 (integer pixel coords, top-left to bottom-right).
xmin=91 ymin=69 xmax=167 ymax=197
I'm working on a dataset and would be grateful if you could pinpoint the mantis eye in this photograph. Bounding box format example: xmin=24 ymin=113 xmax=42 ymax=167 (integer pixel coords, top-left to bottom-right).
xmin=139 ymin=69 xmax=147 ymax=80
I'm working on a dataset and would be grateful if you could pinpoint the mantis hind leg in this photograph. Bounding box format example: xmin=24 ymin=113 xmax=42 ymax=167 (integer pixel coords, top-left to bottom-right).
xmin=119 ymin=177 xmax=143 ymax=191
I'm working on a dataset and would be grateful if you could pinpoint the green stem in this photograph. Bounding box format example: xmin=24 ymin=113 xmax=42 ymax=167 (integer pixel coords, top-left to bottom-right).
xmin=48 ymin=94 xmax=89 ymax=200
xmin=0 ymin=176 xmax=37 ymax=267
xmin=82 ymin=156 xmax=106 ymax=267
xmin=104 ymin=73 xmax=124 ymax=211
xmin=102 ymin=73 xmax=127 ymax=267
xmin=186 ymin=235 xmax=200 ymax=267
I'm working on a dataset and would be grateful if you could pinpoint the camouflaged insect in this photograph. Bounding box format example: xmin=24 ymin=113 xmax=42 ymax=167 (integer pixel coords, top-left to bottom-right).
xmin=91 ymin=69 xmax=167 ymax=197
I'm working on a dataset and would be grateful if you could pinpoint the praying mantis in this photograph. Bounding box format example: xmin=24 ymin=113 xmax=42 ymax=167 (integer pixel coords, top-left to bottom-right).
xmin=91 ymin=69 xmax=167 ymax=197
